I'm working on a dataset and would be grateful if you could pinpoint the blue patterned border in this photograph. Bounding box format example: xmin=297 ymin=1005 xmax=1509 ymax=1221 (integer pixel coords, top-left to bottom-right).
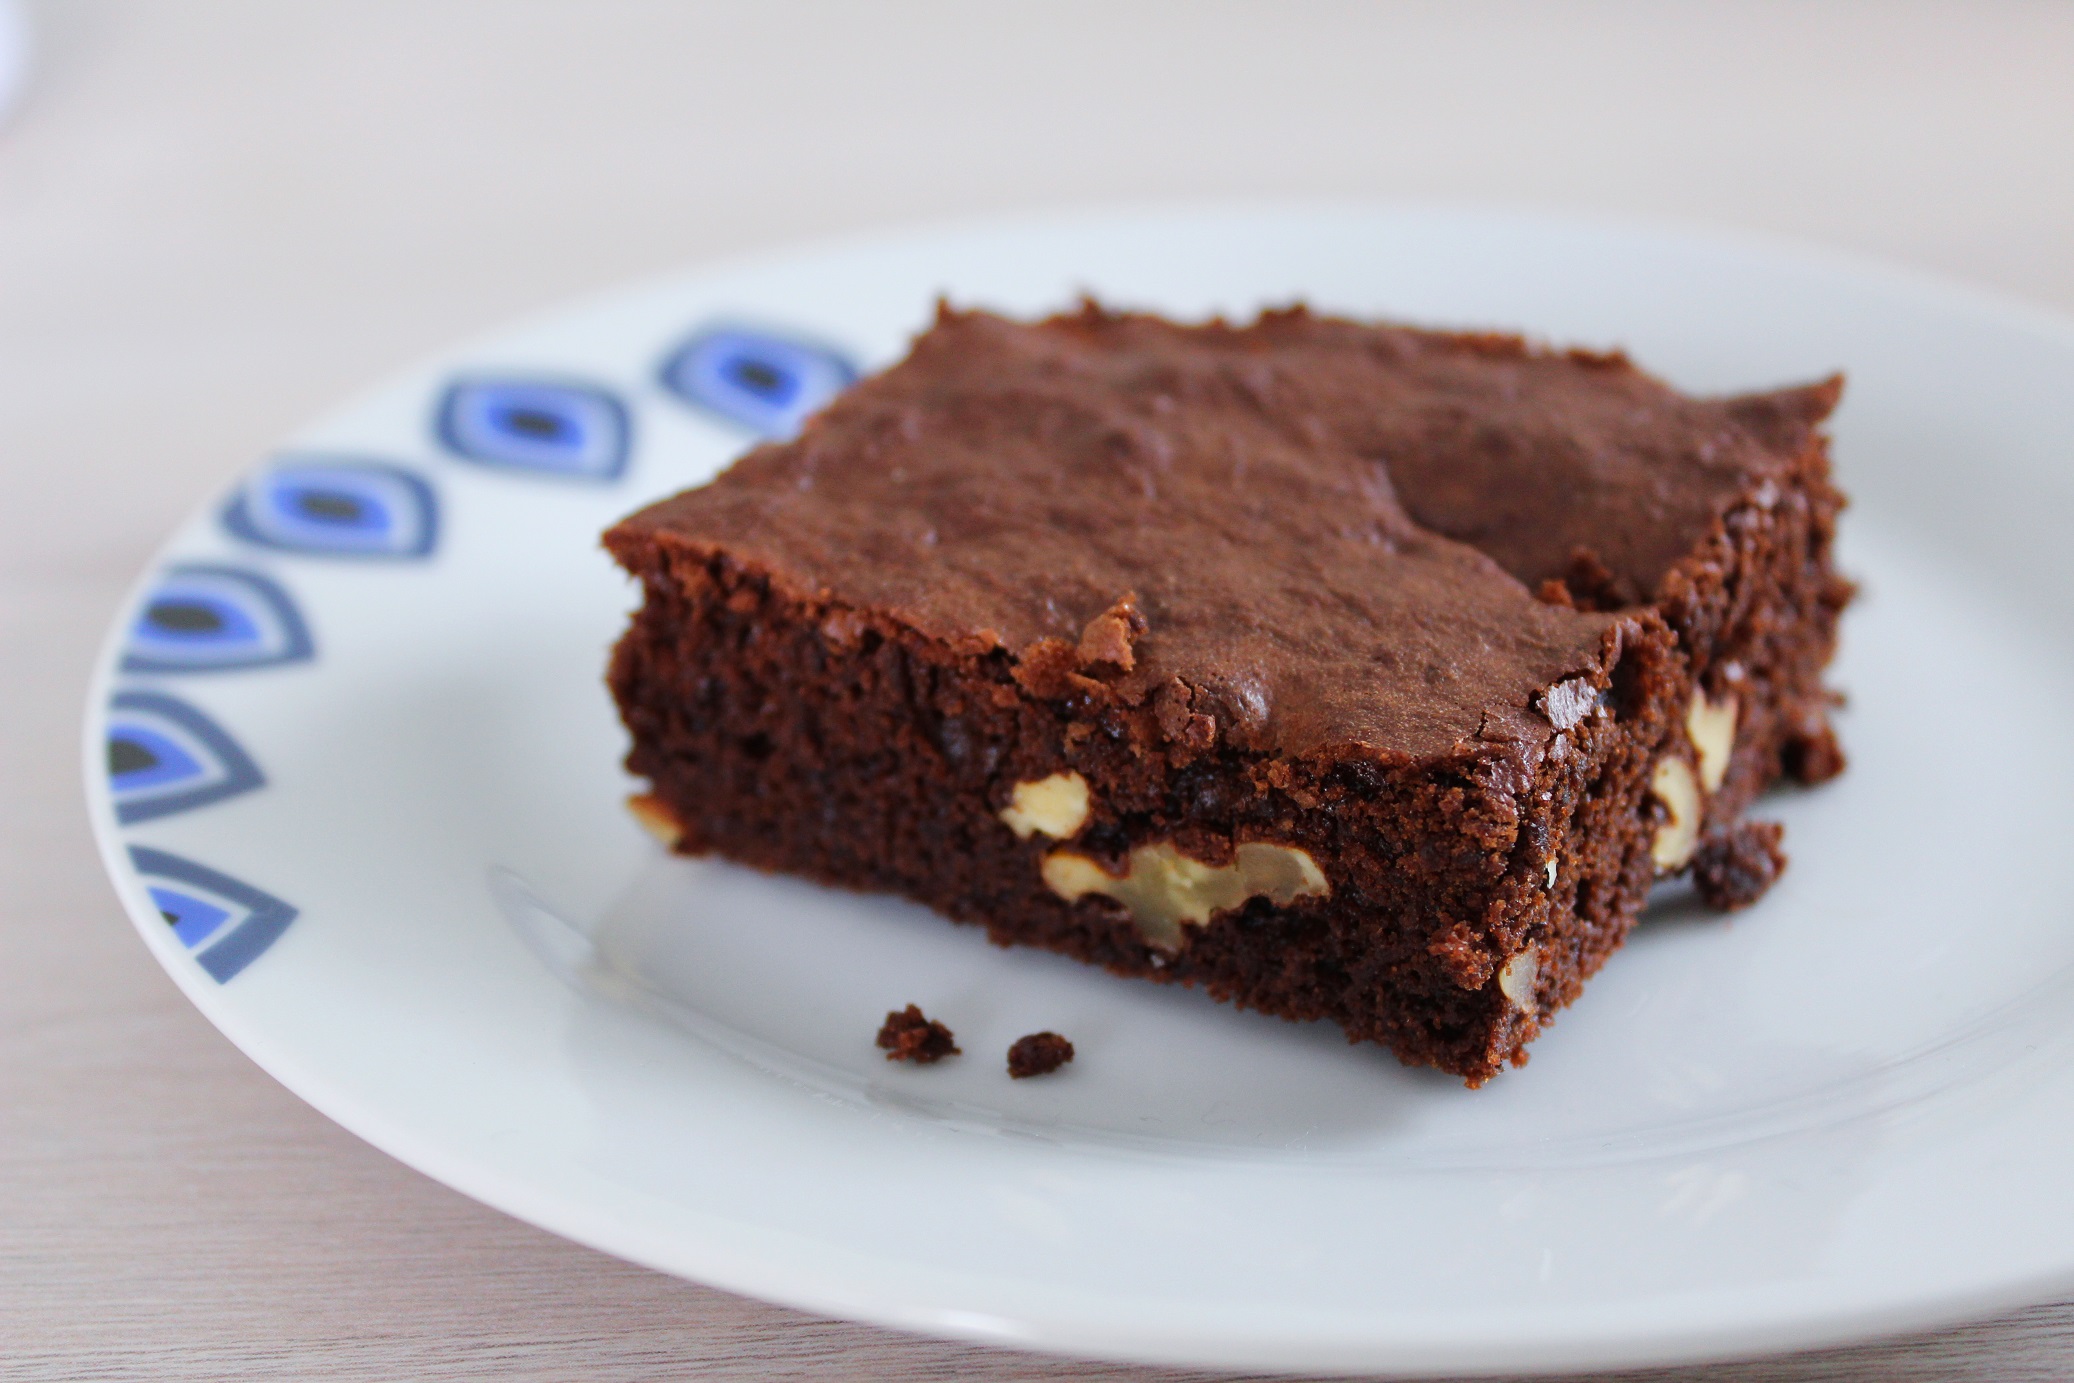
xmin=107 ymin=313 xmax=855 ymax=985
xmin=108 ymin=690 xmax=265 ymax=824
xmin=657 ymin=323 xmax=858 ymax=439
xmin=122 ymin=565 xmax=315 ymax=675
xmin=130 ymin=845 xmax=298 ymax=983
xmin=224 ymin=458 xmax=440 ymax=560
xmin=436 ymin=376 xmax=632 ymax=482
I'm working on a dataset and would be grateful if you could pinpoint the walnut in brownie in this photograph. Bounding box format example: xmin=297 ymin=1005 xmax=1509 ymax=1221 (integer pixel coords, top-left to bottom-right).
xmin=875 ymin=1004 xmax=958 ymax=1064
xmin=607 ymin=303 xmax=1847 ymax=1084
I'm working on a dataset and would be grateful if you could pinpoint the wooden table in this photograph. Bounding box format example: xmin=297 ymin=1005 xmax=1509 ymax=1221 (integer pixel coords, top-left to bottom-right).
xmin=8 ymin=4 xmax=2074 ymax=1377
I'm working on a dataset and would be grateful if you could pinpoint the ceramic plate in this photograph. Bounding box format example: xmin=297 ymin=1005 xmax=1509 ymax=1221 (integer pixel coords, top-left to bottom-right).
xmin=84 ymin=205 xmax=2074 ymax=1375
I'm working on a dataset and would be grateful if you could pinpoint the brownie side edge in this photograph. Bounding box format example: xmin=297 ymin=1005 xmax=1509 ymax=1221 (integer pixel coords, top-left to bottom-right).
xmin=605 ymin=527 xmax=1682 ymax=1083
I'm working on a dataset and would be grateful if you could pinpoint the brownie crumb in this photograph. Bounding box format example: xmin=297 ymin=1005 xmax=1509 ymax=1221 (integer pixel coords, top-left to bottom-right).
xmin=1692 ymin=821 xmax=1788 ymax=911
xmin=1782 ymin=724 xmax=1848 ymax=785
xmin=1006 ymin=1031 xmax=1075 ymax=1079
xmin=1557 ymin=547 xmax=1637 ymax=612
xmin=876 ymin=1005 xmax=959 ymax=1064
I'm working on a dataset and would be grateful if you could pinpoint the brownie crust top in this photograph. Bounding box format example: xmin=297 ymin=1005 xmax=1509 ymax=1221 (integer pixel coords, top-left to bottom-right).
xmin=612 ymin=304 xmax=1831 ymax=762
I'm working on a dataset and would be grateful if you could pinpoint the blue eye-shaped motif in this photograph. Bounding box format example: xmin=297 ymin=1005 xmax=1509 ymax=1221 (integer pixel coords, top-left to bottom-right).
xmin=129 ymin=846 xmax=298 ymax=983
xmin=122 ymin=565 xmax=315 ymax=674
xmin=106 ymin=691 xmax=265 ymax=824
xmin=224 ymin=459 xmax=438 ymax=559
xmin=436 ymin=377 xmax=631 ymax=481
xmin=658 ymin=325 xmax=858 ymax=439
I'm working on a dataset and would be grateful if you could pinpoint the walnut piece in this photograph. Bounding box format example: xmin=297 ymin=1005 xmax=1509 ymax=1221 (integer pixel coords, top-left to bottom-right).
xmin=1497 ymin=944 xmax=1540 ymax=1013
xmin=1685 ymin=691 xmax=1739 ymax=794
xmin=1041 ymin=840 xmax=1328 ymax=950
xmin=626 ymin=793 xmax=683 ymax=848
xmin=999 ymin=772 xmax=1092 ymax=839
xmin=1649 ymin=756 xmax=1701 ymax=872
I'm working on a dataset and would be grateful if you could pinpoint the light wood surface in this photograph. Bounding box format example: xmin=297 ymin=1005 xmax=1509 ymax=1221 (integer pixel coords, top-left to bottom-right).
xmin=7 ymin=3 xmax=2074 ymax=1378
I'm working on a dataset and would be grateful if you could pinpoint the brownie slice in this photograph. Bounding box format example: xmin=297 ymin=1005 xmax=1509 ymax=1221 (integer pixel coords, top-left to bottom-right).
xmin=605 ymin=303 xmax=1846 ymax=1084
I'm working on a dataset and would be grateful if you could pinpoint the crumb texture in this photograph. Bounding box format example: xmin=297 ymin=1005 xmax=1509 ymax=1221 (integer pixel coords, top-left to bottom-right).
xmin=1692 ymin=821 xmax=1789 ymax=911
xmin=1007 ymin=1032 xmax=1075 ymax=1078
xmin=875 ymin=1005 xmax=959 ymax=1064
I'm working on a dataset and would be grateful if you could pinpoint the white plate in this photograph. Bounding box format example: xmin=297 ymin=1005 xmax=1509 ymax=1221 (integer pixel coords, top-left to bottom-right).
xmin=84 ymin=205 xmax=2074 ymax=1376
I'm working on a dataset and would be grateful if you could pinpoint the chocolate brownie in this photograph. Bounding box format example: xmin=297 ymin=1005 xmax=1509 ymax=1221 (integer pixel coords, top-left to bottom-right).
xmin=876 ymin=1004 xmax=958 ymax=1064
xmin=1008 ymin=1032 xmax=1075 ymax=1079
xmin=606 ymin=303 xmax=1848 ymax=1084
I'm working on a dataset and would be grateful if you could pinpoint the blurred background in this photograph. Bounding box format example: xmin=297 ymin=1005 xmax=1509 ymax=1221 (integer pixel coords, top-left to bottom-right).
xmin=5 ymin=4 xmax=2073 ymax=1379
